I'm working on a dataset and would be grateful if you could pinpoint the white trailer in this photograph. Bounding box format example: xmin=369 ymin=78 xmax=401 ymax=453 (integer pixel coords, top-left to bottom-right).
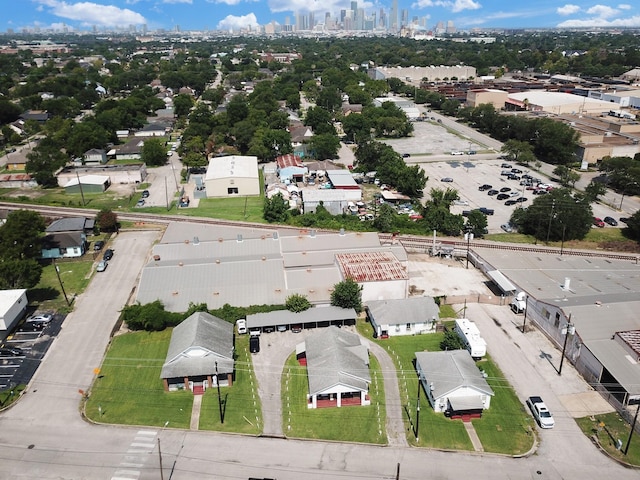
xmin=511 ymin=291 xmax=527 ymax=314
xmin=454 ymin=318 xmax=487 ymax=359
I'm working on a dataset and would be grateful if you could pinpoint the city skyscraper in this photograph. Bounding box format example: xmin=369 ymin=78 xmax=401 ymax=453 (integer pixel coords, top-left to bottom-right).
xmin=390 ymin=0 xmax=399 ymax=32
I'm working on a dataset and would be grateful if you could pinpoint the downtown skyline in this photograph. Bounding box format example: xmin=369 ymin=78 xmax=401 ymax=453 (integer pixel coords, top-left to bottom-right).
xmin=3 ymin=0 xmax=640 ymax=35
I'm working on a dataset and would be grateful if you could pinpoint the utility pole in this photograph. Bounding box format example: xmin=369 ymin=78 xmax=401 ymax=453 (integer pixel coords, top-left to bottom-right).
xmin=464 ymin=230 xmax=473 ymax=269
xmin=52 ymin=259 xmax=70 ymax=306
xmin=521 ymin=295 xmax=528 ymax=333
xmin=558 ymin=315 xmax=575 ymax=376
xmin=215 ymin=361 xmax=224 ymax=424
xmin=414 ymin=377 xmax=421 ymax=441
xmin=158 ymin=437 xmax=165 ymax=480
xmin=624 ymin=402 xmax=640 ymax=455
xmin=546 ymin=199 xmax=556 ymax=243
xmin=75 ymin=169 xmax=86 ymax=206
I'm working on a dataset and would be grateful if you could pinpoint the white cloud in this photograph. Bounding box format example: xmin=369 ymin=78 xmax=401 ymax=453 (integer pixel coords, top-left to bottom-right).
xmin=586 ymin=4 xmax=618 ymax=18
xmin=268 ymin=0 xmax=352 ymax=14
xmin=618 ymin=4 xmax=632 ymax=10
xmin=211 ymin=0 xmax=245 ymax=5
xmin=557 ymin=15 xmax=640 ymax=27
xmin=412 ymin=0 xmax=481 ymax=11
xmin=216 ymin=13 xmax=260 ymax=31
xmin=34 ymin=0 xmax=146 ymax=26
xmin=162 ymin=0 xmax=192 ymax=4
xmin=557 ymin=4 xmax=580 ymax=16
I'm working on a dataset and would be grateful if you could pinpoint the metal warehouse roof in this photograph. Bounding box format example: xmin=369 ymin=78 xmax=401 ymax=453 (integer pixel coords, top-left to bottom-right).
xmin=152 ymin=236 xmax=282 ymax=262
xmin=205 ymin=155 xmax=258 ymax=180
xmin=160 ymin=222 xmax=278 ymax=245
xmin=366 ymin=297 xmax=439 ymax=325
xmin=280 ymin=231 xmax=380 ymax=253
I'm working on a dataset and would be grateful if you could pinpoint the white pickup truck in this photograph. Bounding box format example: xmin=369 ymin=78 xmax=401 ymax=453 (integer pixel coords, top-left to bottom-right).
xmin=526 ymin=396 xmax=555 ymax=429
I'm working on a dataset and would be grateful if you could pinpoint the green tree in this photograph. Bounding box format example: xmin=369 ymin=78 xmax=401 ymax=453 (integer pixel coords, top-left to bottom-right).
xmin=141 ymin=138 xmax=167 ymax=167
xmin=330 ymin=277 xmax=363 ymax=313
xmin=0 ymin=209 xmax=46 ymax=260
xmin=466 ymin=210 xmax=488 ymax=238
xmin=0 ymin=259 xmax=42 ymax=289
xmin=96 ymin=209 xmax=119 ymax=233
xmin=501 ymin=139 xmax=535 ymax=165
xmin=263 ymin=194 xmax=289 ymax=223
xmin=307 ymin=133 xmax=340 ymax=159
xmin=173 ymin=93 xmax=195 ymax=117
xmin=373 ymin=203 xmax=396 ymax=232
xmin=440 ymin=330 xmax=465 ymax=351
xmin=584 ymin=180 xmax=607 ymax=201
xmin=622 ymin=210 xmax=640 ymax=243
xmin=285 ymin=294 xmax=311 ymax=312
xmin=553 ymin=165 xmax=580 ymax=187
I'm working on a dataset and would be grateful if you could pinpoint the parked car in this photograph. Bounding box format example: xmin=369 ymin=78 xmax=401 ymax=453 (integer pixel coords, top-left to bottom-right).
xmin=0 ymin=347 xmax=23 ymax=356
xmin=478 ymin=207 xmax=494 ymax=215
xmin=467 ymin=150 xmax=476 ymax=155
xmin=141 ymin=190 xmax=150 ymax=198
xmin=249 ymin=335 xmax=260 ymax=353
xmin=96 ymin=260 xmax=108 ymax=272
xmin=402 ymin=153 xmax=411 ymax=158
xmin=487 ymin=189 xmax=499 ymax=196
xmin=511 ymin=168 xmax=523 ymax=174
xmin=236 ymin=319 xmax=247 ymax=334
xmin=501 ymin=170 xmax=512 ymax=176
xmin=478 ymin=184 xmax=492 ymax=191
xmin=603 ymin=216 xmax=618 ymax=226
xmin=499 ymin=187 xmax=511 ymax=192
xmin=451 ymin=150 xmax=464 ymax=155
xmin=93 ymin=240 xmax=105 ymax=251
xmin=507 ymin=174 xmax=521 ymax=180
xmin=509 ymin=191 xmax=520 ymax=197
xmin=21 ymin=321 xmax=46 ymax=332
xmin=620 ymin=217 xmax=630 ymax=224
xmin=496 ymin=193 xmax=509 ymax=200
xmin=593 ymin=217 xmax=605 ymax=228
xmin=501 ymin=223 xmax=514 ymax=233
xmin=291 ymin=324 xmax=303 ymax=333
xmin=27 ymin=313 xmax=53 ymax=323
xmin=505 ymin=200 xmax=517 ymax=206
xmin=526 ymin=396 xmax=555 ymax=429
xmin=103 ymin=249 xmax=114 ymax=261
xmin=516 ymin=197 xmax=528 ymax=203
xmin=501 ymin=163 xmax=512 ymax=168
xmin=441 ymin=177 xmax=454 ymax=182
xmin=136 ymin=199 xmax=145 ymax=207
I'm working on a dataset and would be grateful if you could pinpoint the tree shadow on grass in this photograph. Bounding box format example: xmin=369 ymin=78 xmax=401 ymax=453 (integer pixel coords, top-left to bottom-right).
xmin=27 ymin=287 xmax=60 ymax=303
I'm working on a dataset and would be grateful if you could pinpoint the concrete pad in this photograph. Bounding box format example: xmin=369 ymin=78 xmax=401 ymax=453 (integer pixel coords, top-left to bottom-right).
xmin=558 ymin=391 xmax=615 ymax=418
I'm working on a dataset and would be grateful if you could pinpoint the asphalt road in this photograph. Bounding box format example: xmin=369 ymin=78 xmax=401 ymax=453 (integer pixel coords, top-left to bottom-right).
xmin=0 ymin=226 xmax=637 ymax=479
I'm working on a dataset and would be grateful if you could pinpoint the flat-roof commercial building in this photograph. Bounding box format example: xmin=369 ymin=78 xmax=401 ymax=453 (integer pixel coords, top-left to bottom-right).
xmin=204 ymin=155 xmax=260 ymax=198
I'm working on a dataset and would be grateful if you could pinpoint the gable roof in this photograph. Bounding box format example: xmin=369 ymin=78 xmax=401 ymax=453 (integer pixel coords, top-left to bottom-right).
xmin=415 ymin=350 xmax=494 ymax=400
xmin=160 ymin=311 xmax=234 ymax=379
xmin=305 ymin=326 xmax=370 ymax=395
xmin=366 ymin=297 xmax=439 ymax=326
xmin=42 ymin=232 xmax=85 ymax=250
xmin=276 ymin=153 xmax=304 ymax=169
xmin=46 ymin=217 xmax=94 ymax=233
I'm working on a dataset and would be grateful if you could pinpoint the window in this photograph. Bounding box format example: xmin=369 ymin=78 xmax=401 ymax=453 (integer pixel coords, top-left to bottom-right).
xmin=227 ymin=187 xmax=239 ymax=194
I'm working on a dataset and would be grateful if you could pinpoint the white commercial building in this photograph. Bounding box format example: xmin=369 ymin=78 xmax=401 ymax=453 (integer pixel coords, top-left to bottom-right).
xmin=204 ymin=155 xmax=260 ymax=198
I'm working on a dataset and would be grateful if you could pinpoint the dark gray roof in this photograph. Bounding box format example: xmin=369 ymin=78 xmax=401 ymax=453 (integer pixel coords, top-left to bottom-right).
xmin=42 ymin=232 xmax=84 ymax=249
xmin=46 ymin=217 xmax=94 ymax=233
xmin=160 ymin=312 xmax=234 ymax=379
xmin=366 ymin=297 xmax=439 ymax=326
xmin=246 ymin=306 xmax=357 ymax=329
xmin=415 ymin=350 xmax=494 ymax=400
xmin=304 ymin=326 xmax=370 ymax=395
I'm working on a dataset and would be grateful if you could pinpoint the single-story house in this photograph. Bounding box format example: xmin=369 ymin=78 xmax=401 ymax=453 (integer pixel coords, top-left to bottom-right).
xmin=45 ymin=217 xmax=95 ymax=236
xmin=108 ymin=138 xmax=145 ymax=160
xmin=299 ymin=326 xmax=371 ymax=409
xmin=160 ymin=312 xmax=234 ymax=393
xmin=366 ymin=297 xmax=439 ymax=338
xmin=57 ymin=164 xmax=147 ymax=186
xmin=41 ymin=232 xmax=86 ymax=259
xmin=415 ymin=350 xmax=494 ymax=419
xmin=134 ymin=122 xmax=169 ymax=137
xmin=204 ymin=155 xmax=260 ymax=198
xmin=302 ymin=188 xmax=362 ymax=215
xmin=0 ymin=289 xmax=28 ymax=341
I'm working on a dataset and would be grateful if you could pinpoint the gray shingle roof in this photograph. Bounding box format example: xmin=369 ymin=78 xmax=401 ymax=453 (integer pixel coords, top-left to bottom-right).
xmin=366 ymin=297 xmax=439 ymax=326
xmin=304 ymin=326 xmax=370 ymax=395
xmin=45 ymin=217 xmax=94 ymax=233
xmin=246 ymin=306 xmax=356 ymax=329
xmin=415 ymin=350 xmax=494 ymax=400
xmin=160 ymin=312 xmax=234 ymax=379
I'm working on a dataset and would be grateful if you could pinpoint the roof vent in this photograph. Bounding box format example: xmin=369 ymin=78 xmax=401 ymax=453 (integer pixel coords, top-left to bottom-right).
xmin=237 ymin=234 xmax=243 ymax=243
xmin=215 ymin=259 xmax=220 ymax=264
xmin=562 ymin=277 xmax=571 ymax=290
xmin=272 ymin=232 xmax=279 ymax=240
xmin=178 ymin=262 xmax=183 ymax=266
xmin=218 ymin=237 xmax=223 ymax=242
xmin=193 ymin=236 xmax=200 ymax=245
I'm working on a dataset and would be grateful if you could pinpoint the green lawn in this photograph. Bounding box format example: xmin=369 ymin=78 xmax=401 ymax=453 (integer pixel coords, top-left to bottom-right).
xmin=281 ymin=352 xmax=387 ymax=444
xmin=175 ymin=196 xmax=265 ymax=223
xmin=576 ymin=412 xmax=640 ymax=466
xmin=86 ymin=330 xmax=194 ymax=428
xmin=29 ymin=259 xmax=95 ymax=313
xmin=198 ymin=333 xmax=262 ymax=434
xmin=356 ymin=319 xmax=534 ymax=453
xmin=86 ymin=329 xmax=262 ymax=433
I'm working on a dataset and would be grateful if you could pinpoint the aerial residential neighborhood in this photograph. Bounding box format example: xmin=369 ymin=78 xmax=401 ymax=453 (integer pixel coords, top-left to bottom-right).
xmin=1 ymin=25 xmax=640 ymax=480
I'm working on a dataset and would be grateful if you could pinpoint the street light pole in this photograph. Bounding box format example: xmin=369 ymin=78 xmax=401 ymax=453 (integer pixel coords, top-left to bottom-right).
xmin=52 ymin=259 xmax=71 ymax=306
xmin=464 ymin=230 xmax=474 ymax=269
xmin=521 ymin=295 xmax=528 ymax=333
xmin=558 ymin=315 xmax=575 ymax=376
xmin=215 ymin=361 xmax=224 ymax=424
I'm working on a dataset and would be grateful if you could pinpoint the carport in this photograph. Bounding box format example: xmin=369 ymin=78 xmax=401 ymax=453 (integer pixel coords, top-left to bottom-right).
xmin=246 ymin=306 xmax=357 ymax=334
xmin=486 ymin=270 xmax=517 ymax=295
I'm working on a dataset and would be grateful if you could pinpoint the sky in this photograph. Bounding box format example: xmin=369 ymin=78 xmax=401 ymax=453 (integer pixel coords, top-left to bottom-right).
xmin=3 ymin=0 xmax=640 ymax=34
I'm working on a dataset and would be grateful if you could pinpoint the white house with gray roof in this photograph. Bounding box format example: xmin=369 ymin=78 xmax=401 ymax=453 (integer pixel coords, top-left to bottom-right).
xmin=366 ymin=296 xmax=439 ymax=338
xmin=301 ymin=326 xmax=371 ymax=409
xmin=415 ymin=350 xmax=494 ymax=416
xmin=160 ymin=312 xmax=234 ymax=393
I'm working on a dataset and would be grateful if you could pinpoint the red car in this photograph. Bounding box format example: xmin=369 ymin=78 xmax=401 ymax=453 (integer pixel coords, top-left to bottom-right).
xmin=593 ymin=217 xmax=605 ymax=228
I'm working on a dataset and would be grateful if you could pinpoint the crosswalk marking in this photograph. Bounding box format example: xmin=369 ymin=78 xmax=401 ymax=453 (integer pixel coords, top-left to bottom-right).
xmin=111 ymin=430 xmax=158 ymax=480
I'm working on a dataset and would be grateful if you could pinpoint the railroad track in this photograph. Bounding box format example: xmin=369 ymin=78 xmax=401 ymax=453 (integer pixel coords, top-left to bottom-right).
xmin=2 ymin=201 xmax=637 ymax=263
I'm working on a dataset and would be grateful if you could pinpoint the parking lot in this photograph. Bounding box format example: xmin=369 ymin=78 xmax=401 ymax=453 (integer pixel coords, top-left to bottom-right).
xmin=0 ymin=314 xmax=61 ymax=392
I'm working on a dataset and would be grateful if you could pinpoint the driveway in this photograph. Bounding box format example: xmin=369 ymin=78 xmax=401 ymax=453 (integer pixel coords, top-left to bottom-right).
xmin=251 ymin=326 xmax=408 ymax=446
